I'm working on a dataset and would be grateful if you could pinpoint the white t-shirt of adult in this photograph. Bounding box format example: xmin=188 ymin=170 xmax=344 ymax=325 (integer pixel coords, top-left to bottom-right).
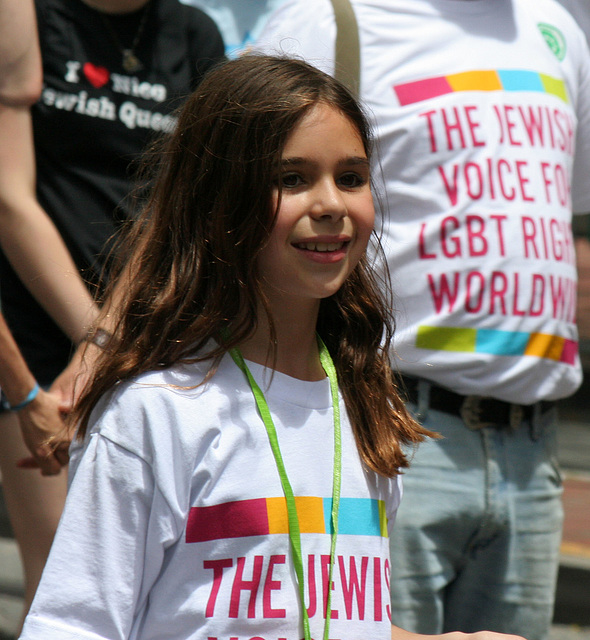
xmin=20 ymin=355 xmax=400 ymax=640
xmin=556 ymin=0 xmax=590 ymax=46
xmin=257 ymin=0 xmax=590 ymax=403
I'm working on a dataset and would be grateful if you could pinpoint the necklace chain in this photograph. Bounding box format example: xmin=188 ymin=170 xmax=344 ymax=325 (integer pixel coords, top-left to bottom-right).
xmin=98 ymin=1 xmax=151 ymax=73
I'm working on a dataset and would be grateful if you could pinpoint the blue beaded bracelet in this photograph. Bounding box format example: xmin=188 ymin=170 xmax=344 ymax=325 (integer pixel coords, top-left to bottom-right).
xmin=10 ymin=382 xmax=40 ymax=411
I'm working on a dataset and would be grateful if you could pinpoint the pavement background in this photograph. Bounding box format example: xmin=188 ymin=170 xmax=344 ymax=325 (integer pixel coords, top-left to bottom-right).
xmin=549 ymin=372 xmax=590 ymax=639
xmin=1 ymin=381 xmax=590 ymax=638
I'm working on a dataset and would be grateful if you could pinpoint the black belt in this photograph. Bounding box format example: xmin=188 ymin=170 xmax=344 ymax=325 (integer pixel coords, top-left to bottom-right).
xmin=401 ymin=376 xmax=556 ymax=430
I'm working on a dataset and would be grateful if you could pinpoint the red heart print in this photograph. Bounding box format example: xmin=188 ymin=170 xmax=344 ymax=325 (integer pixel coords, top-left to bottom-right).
xmin=83 ymin=63 xmax=110 ymax=88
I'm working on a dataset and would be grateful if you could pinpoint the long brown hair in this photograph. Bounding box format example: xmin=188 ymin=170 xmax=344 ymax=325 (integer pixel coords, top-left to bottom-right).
xmin=74 ymin=55 xmax=432 ymax=476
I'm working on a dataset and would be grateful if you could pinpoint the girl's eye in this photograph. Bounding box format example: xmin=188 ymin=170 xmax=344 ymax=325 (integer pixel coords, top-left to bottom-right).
xmin=338 ymin=172 xmax=367 ymax=188
xmin=281 ymin=173 xmax=304 ymax=188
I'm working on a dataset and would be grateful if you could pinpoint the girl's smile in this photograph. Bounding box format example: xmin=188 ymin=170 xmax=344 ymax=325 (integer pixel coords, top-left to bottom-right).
xmin=259 ymin=102 xmax=375 ymax=308
xmin=292 ymin=236 xmax=351 ymax=263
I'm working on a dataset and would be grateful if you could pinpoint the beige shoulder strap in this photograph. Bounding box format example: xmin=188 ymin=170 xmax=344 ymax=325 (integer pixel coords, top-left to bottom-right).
xmin=328 ymin=0 xmax=361 ymax=98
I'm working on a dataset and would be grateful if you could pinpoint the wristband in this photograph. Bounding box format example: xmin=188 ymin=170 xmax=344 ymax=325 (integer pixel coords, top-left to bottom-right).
xmin=82 ymin=327 xmax=112 ymax=350
xmin=9 ymin=382 xmax=40 ymax=411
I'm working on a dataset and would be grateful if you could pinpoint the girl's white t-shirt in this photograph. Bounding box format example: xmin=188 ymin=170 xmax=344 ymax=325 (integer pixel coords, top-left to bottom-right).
xmin=20 ymin=355 xmax=400 ymax=640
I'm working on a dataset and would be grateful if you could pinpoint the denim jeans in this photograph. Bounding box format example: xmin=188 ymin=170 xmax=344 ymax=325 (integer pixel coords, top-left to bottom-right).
xmin=389 ymin=385 xmax=563 ymax=640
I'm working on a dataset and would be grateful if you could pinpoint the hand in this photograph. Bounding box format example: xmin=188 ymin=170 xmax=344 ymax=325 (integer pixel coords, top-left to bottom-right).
xmin=440 ymin=633 xmax=527 ymax=640
xmin=50 ymin=342 xmax=99 ymax=415
xmin=391 ymin=626 xmax=527 ymax=640
xmin=16 ymin=387 xmax=71 ymax=475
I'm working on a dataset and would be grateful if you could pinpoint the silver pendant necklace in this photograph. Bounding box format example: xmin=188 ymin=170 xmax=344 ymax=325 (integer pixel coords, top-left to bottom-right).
xmin=121 ymin=49 xmax=143 ymax=73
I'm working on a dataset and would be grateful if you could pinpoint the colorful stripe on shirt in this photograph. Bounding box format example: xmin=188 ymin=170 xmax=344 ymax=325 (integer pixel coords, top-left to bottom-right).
xmin=416 ymin=325 xmax=577 ymax=365
xmin=186 ymin=497 xmax=388 ymax=543
xmin=394 ymin=70 xmax=569 ymax=106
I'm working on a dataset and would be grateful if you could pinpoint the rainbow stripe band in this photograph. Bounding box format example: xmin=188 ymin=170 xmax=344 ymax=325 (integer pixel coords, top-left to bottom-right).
xmin=416 ymin=325 xmax=578 ymax=365
xmin=394 ymin=70 xmax=569 ymax=106
xmin=186 ymin=497 xmax=388 ymax=543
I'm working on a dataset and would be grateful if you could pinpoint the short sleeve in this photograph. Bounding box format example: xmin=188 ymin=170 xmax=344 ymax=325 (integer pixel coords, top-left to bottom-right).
xmin=20 ymin=434 xmax=176 ymax=640
xmin=183 ymin=4 xmax=226 ymax=86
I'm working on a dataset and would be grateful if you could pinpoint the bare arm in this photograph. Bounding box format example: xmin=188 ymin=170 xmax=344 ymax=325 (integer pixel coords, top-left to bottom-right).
xmin=0 ymin=0 xmax=75 ymax=472
xmin=0 ymin=0 xmax=42 ymax=106
xmin=0 ymin=104 xmax=100 ymax=343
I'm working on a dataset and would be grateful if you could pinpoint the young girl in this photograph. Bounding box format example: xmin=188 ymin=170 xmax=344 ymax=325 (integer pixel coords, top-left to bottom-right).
xmin=19 ymin=55 xmax=527 ymax=640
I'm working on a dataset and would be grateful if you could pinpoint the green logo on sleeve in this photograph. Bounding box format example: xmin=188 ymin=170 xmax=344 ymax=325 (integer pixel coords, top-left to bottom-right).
xmin=538 ymin=23 xmax=567 ymax=61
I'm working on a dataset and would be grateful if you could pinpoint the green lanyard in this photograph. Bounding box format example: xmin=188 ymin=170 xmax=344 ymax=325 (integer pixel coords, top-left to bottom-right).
xmin=229 ymin=338 xmax=342 ymax=640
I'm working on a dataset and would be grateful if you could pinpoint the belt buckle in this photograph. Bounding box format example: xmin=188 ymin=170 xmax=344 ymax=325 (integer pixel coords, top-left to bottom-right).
xmin=461 ymin=395 xmax=525 ymax=430
xmin=460 ymin=395 xmax=493 ymax=430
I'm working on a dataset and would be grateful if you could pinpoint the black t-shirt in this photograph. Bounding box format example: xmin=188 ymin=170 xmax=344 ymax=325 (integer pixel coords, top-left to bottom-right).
xmin=0 ymin=0 xmax=224 ymax=383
